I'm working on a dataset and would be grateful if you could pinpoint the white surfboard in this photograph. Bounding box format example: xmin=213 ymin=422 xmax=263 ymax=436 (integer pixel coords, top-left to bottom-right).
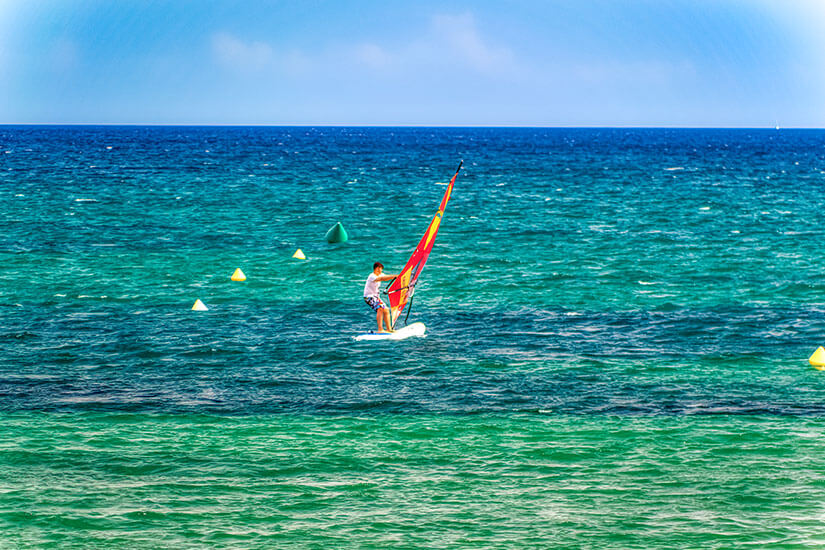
xmin=354 ymin=322 xmax=426 ymax=341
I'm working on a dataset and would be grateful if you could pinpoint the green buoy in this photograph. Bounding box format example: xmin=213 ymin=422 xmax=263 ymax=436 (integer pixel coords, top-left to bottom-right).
xmin=325 ymin=221 xmax=348 ymax=243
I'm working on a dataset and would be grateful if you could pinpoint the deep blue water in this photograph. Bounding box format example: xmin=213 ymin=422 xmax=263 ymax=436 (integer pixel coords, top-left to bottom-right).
xmin=2 ymin=126 xmax=825 ymax=416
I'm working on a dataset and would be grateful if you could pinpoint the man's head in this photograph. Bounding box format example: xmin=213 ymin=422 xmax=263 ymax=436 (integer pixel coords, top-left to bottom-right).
xmin=373 ymin=261 xmax=384 ymax=274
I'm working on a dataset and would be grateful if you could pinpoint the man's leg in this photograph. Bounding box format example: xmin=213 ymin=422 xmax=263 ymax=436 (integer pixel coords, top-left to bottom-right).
xmin=376 ymin=308 xmax=385 ymax=332
xmin=383 ymin=308 xmax=394 ymax=332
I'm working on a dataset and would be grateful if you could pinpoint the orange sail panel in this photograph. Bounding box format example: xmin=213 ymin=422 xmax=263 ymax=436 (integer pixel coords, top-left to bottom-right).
xmin=387 ymin=162 xmax=462 ymax=327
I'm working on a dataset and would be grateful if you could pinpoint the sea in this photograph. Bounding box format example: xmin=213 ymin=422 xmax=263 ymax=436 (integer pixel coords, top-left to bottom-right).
xmin=2 ymin=126 xmax=825 ymax=548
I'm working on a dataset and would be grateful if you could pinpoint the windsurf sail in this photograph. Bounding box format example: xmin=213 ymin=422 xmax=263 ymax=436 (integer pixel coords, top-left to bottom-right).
xmin=386 ymin=161 xmax=463 ymax=328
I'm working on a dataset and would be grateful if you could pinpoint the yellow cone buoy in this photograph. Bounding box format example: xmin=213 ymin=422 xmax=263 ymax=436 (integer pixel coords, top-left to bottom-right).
xmin=292 ymin=248 xmax=306 ymax=260
xmin=809 ymin=346 xmax=825 ymax=370
xmin=231 ymin=268 xmax=246 ymax=281
xmin=192 ymin=299 xmax=208 ymax=311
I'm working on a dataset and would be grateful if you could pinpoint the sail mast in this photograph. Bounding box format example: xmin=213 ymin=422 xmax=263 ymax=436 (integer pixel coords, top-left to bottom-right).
xmin=386 ymin=161 xmax=463 ymax=328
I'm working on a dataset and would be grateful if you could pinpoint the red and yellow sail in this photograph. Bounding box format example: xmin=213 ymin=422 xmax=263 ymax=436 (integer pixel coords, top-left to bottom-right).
xmin=387 ymin=161 xmax=462 ymax=327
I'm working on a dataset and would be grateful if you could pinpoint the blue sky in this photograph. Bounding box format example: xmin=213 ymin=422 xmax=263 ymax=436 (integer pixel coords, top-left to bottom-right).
xmin=1 ymin=0 xmax=823 ymax=126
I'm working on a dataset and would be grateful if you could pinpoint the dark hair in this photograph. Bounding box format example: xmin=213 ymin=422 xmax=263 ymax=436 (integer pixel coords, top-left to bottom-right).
xmin=373 ymin=262 xmax=384 ymax=270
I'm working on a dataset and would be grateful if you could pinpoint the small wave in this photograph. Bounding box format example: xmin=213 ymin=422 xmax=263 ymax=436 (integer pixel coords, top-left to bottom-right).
xmin=664 ymin=166 xmax=684 ymax=171
xmin=74 ymin=198 xmax=98 ymax=203
xmin=637 ymin=281 xmax=657 ymax=286
xmin=589 ymin=224 xmax=615 ymax=231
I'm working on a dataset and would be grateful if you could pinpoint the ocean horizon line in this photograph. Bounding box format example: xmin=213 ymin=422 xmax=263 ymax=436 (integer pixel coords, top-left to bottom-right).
xmin=1 ymin=123 xmax=822 ymax=130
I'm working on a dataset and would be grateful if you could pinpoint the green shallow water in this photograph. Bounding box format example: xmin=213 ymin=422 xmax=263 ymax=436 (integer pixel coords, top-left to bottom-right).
xmin=3 ymin=412 xmax=825 ymax=549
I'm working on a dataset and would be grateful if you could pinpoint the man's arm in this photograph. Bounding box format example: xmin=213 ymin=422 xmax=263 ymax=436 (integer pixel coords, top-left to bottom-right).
xmin=375 ymin=273 xmax=398 ymax=282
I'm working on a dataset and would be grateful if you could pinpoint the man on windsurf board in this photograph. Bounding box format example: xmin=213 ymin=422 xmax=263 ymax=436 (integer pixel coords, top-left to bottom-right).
xmin=364 ymin=262 xmax=398 ymax=333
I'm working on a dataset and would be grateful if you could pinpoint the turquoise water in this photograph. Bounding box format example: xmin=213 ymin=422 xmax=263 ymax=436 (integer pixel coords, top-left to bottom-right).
xmin=2 ymin=126 xmax=825 ymax=547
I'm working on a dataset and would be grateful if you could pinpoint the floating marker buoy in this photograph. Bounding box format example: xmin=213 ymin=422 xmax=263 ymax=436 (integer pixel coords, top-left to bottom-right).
xmin=292 ymin=248 xmax=306 ymax=260
xmin=231 ymin=268 xmax=246 ymax=281
xmin=325 ymin=221 xmax=349 ymax=243
xmin=809 ymin=346 xmax=825 ymax=369
xmin=192 ymin=299 xmax=208 ymax=311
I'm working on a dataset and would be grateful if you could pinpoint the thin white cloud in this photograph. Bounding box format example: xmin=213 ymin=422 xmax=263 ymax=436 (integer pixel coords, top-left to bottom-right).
xmin=357 ymin=12 xmax=521 ymax=77
xmin=212 ymin=32 xmax=274 ymax=71
xmin=353 ymin=43 xmax=392 ymax=70
xmin=430 ymin=13 xmax=517 ymax=75
xmin=281 ymin=49 xmax=314 ymax=75
xmin=212 ymin=12 xmax=520 ymax=79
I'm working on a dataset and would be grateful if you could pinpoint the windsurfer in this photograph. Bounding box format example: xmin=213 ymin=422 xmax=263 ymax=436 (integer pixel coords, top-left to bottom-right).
xmin=363 ymin=262 xmax=398 ymax=333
